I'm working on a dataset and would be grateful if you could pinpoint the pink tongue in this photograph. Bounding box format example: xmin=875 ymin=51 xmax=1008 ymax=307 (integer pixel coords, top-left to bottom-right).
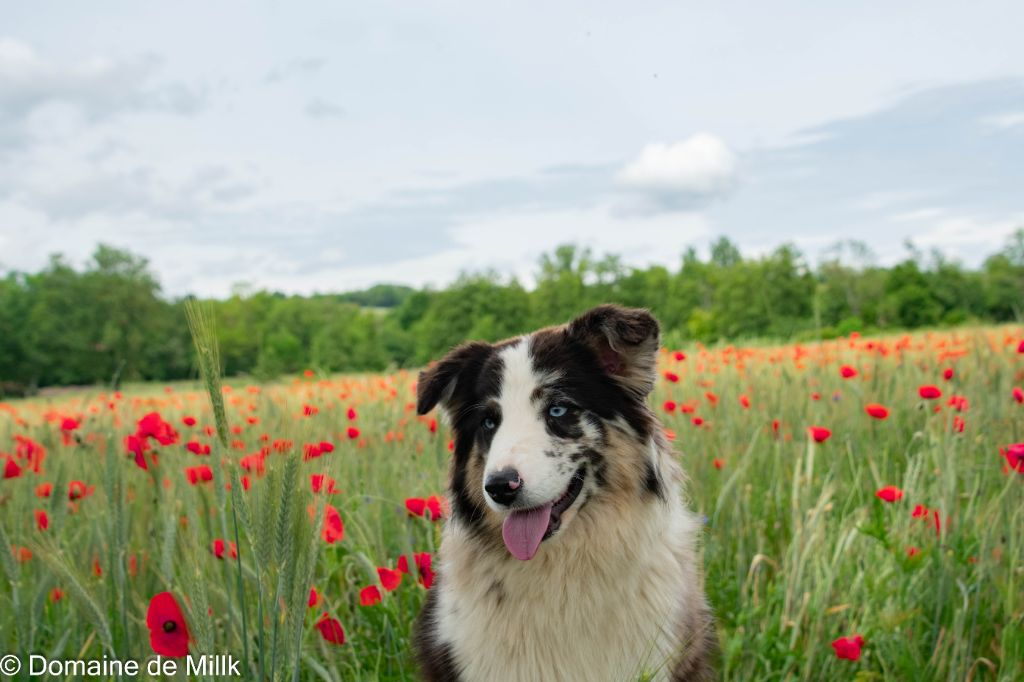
xmin=501 ymin=503 xmax=553 ymax=561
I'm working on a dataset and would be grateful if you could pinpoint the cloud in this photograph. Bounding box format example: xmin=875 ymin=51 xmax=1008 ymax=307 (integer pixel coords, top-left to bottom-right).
xmin=981 ymin=111 xmax=1024 ymax=130
xmin=305 ymin=97 xmax=346 ymax=119
xmin=263 ymin=56 xmax=327 ymax=83
xmin=615 ymin=133 xmax=737 ymax=214
xmin=0 ymin=37 xmax=205 ymax=152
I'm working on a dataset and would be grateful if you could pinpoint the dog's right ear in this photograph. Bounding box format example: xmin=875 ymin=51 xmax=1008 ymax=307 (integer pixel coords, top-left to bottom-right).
xmin=416 ymin=341 xmax=494 ymax=416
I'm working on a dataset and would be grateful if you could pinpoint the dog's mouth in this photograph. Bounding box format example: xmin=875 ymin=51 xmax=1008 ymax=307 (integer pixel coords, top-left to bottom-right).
xmin=501 ymin=466 xmax=585 ymax=561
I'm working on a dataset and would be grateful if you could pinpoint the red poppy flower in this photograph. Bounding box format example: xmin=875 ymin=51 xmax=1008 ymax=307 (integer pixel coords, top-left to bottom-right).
xmin=346 ymin=427 xmax=360 ymax=440
xmin=414 ymin=552 xmax=435 ymax=589
xmin=308 ymin=586 xmax=320 ymax=609
xmin=876 ymin=485 xmax=903 ymax=503
xmin=809 ymin=426 xmax=831 ymax=443
xmin=182 ymin=416 xmax=197 ymax=427
xmin=4 ymin=457 xmax=22 ymax=479
xmin=405 ymin=497 xmax=427 ymax=517
xmin=211 ymin=539 xmax=237 ymax=560
xmin=347 ymin=407 xmax=357 ymax=420
xmin=377 ymin=566 xmax=402 ymax=591
xmin=918 ymin=385 xmax=942 ymax=400
xmin=1012 ymin=387 xmax=1023 ymax=404
xmin=840 ymin=365 xmax=857 ymax=379
xmin=691 ymin=416 xmax=704 ymax=427
xmin=673 ymin=351 xmax=686 ymax=361
xmin=311 ymin=474 xmax=338 ymax=494
xmin=425 ymin=495 xmax=444 ymax=521
xmin=303 ymin=404 xmax=319 ymax=417
xmin=831 ymin=635 xmax=864 ymax=661
xmin=907 ymin=546 xmax=920 ymax=558
xmin=662 ymin=400 xmax=677 ymax=413
xmin=125 ymin=435 xmax=151 ymax=470
xmin=186 ymin=440 xmax=210 ymax=456
xmin=811 ymin=392 xmax=821 ymax=401
xmin=712 ymin=458 xmax=724 ymax=470
xmin=35 ymin=482 xmax=53 ymax=498
xmin=137 ymin=412 xmax=179 ymax=446
xmin=359 ymin=585 xmax=382 ymax=606
xmin=1018 ymin=340 xmax=1024 ymax=353
xmin=864 ymin=403 xmax=889 ymax=420
xmin=396 ymin=555 xmax=410 ymax=574
xmin=146 ymin=592 xmax=190 ymax=657
xmin=319 ymin=441 xmax=335 ymax=453
xmin=315 ymin=614 xmax=345 ymax=645
xmin=34 ymin=509 xmax=49 ymax=531
xmin=942 ymin=367 xmax=954 ymax=381
xmin=185 ymin=466 xmax=213 ymax=485
xmin=50 ymin=588 xmax=63 ymax=602
xmin=322 ymin=504 xmax=344 ymax=544
xmin=739 ymin=395 xmax=751 ymax=409
xmin=1002 ymin=443 xmax=1024 ymax=473
xmin=912 ymin=503 xmax=929 ymax=518
xmin=68 ymin=480 xmax=94 ymax=500
xmin=663 ymin=371 xmax=680 ymax=383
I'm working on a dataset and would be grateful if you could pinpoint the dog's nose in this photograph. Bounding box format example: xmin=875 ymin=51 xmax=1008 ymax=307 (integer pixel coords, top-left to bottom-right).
xmin=484 ymin=468 xmax=522 ymax=506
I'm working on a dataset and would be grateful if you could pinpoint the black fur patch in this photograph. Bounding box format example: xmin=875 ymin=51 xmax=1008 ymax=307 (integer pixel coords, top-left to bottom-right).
xmin=413 ymin=587 xmax=464 ymax=682
xmin=644 ymin=460 xmax=665 ymax=500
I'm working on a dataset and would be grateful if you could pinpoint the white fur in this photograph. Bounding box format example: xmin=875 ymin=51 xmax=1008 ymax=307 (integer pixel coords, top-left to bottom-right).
xmin=484 ymin=341 xmax=576 ymax=509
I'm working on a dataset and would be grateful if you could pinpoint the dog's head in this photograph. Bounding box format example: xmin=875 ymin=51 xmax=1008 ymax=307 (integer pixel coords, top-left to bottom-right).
xmin=416 ymin=304 xmax=663 ymax=561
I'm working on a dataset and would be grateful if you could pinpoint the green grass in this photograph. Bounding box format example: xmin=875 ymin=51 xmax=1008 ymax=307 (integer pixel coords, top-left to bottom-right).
xmin=0 ymin=325 xmax=1022 ymax=681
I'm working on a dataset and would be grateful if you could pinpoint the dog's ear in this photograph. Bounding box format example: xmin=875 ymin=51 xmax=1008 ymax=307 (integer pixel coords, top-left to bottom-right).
xmin=416 ymin=341 xmax=494 ymax=416
xmin=567 ymin=304 xmax=660 ymax=398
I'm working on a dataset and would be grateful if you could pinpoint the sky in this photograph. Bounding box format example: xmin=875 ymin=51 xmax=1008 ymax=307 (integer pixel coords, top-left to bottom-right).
xmin=1 ymin=1 xmax=1022 ymax=298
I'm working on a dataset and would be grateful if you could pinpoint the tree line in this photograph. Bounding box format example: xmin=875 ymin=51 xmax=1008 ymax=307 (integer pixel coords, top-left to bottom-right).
xmin=1 ymin=233 xmax=1022 ymax=393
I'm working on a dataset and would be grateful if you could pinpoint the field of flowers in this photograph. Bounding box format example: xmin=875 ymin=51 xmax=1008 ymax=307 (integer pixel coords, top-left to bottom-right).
xmin=1 ymin=324 xmax=1022 ymax=681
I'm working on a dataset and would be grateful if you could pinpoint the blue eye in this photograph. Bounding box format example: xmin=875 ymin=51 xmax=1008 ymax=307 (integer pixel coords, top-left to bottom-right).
xmin=483 ymin=417 xmax=497 ymax=430
xmin=548 ymin=405 xmax=568 ymax=418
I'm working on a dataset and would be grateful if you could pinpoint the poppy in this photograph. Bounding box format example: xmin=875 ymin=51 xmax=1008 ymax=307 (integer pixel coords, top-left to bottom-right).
xmin=663 ymin=371 xmax=680 ymax=383
xmin=315 ymin=614 xmax=345 ymax=645
xmin=308 ymin=586 xmax=320 ymax=609
xmin=840 ymin=365 xmax=857 ymax=379
xmin=662 ymin=400 xmax=677 ymax=413
xmin=691 ymin=416 xmax=704 ymax=427
xmin=146 ymin=592 xmax=190 ymax=657
xmin=712 ymin=458 xmax=724 ymax=470
xmin=137 ymin=412 xmax=179 ymax=446
xmin=347 ymin=407 xmax=357 ymax=421
xmin=35 ymin=482 xmax=53 ymax=498
xmin=907 ymin=546 xmax=920 ymax=558
xmin=319 ymin=441 xmax=335 ymax=454
xmin=211 ymin=539 xmax=238 ymax=560
xmin=831 ymin=635 xmax=864 ymax=661
xmin=405 ymin=497 xmax=427 ymax=517
xmin=918 ymin=385 xmax=942 ymax=400
xmin=864 ymin=404 xmax=889 ymax=420
xmin=303 ymin=404 xmax=319 ymax=417
xmin=1002 ymin=443 xmax=1024 ymax=473
xmin=911 ymin=504 xmax=929 ymax=519
xmin=414 ymin=552 xmax=435 ymax=589
xmin=68 ymin=480 xmax=95 ymax=500
xmin=1012 ymin=387 xmax=1023 ymax=404
xmin=322 ymin=504 xmax=344 ymax=544
xmin=425 ymin=495 xmax=444 ymax=521
xmin=1018 ymin=340 xmax=1024 ymax=353
xmin=377 ymin=566 xmax=402 ymax=591
xmin=50 ymin=588 xmax=63 ymax=602
xmin=739 ymin=395 xmax=751 ymax=409
xmin=182 ymin=416 xmax=197 ymax=427
xmin=359 ymin=585 xmax=382 ymax=606
xmin=311 ymin=474 xmax=338 ymax=494
xmin=876 ymin=486 xmax=903 ymax=503
xmin=396 ymin=555 xmax=410 ymax=574
xmin=34 ymin=509 xmax=49 ymax=531
xmin=186 ymin=440 xmax=210 ymax=456
xmin=808 ymin=427 xmax=831 ymax=443
xmin=346 ymin=427 xmax=360 ymax=440
xmin=942 ymin=368 xmax=954 ymax=381
xmin=4 ymin=457 xmax=22 ymax=479
xmin=185 ymin=466 xmax=213 ymax=485
xmin=125 ymin=435 xmax=151 ymax=470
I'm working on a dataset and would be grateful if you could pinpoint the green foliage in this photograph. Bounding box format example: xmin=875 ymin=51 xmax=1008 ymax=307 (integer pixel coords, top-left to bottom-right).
xmin=2 ymin=231 xmax=1024 ymax=390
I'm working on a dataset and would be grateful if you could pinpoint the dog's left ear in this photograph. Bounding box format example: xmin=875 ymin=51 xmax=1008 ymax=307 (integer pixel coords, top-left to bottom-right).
xmin=567 ymin=304 xmax=660 ymax=398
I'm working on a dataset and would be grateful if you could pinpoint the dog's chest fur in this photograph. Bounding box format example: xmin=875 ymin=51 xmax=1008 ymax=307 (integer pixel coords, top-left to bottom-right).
xmin=433 ymin=492 xmax=703 ymax=682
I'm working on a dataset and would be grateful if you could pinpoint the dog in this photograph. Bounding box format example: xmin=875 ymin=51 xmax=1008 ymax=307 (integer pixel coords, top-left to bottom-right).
xmin=413 ymin=304 xmax=716 ymax=681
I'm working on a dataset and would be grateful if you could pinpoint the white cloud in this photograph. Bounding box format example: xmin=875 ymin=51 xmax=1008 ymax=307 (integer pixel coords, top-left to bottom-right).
xmin=890 ymin=207 xmax=945 ymax=222
xmin=615 ymin=134 xmax=737 ymax=213
xmin=913 ymin=214 xmax=1021 ymax=249
xmin=981 ymin=111 xmax=1024 ymax=130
